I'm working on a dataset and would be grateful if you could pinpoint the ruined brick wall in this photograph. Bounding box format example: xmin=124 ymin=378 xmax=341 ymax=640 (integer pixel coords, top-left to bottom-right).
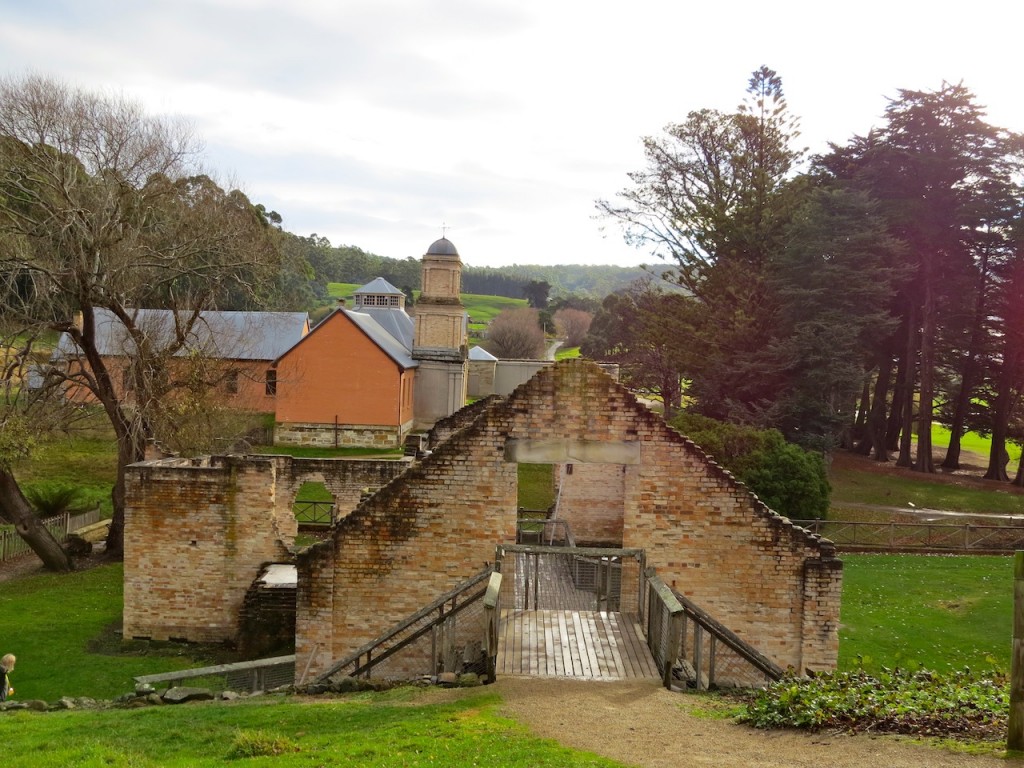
xmin=503 ymin=361 xmax=841 ymax=673
xmin=554 ymin=462 xmax=626 ymax=546
xmin=426 ymin=396 xmax=498 ymax=448
xmin=267 ymin=456 xmax=410 ymax=519
xmin=123 ymin=455 xmax=295 ymax=643
xmin=123 ymin=455 xmax=409 ymax=646
xmin=296 ymin=414 xmax=518 ymax=680
xmin=296 ymin=360 xmax=841 ymax=680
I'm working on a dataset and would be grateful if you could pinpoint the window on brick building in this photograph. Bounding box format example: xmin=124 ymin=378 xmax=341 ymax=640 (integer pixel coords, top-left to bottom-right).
xmin=265 ymin=369 xmax=277 ymax=396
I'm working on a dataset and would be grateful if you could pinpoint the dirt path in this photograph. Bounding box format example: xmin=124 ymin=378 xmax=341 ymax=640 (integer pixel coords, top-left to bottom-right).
xmin=492 ymin=677 xmax=1012 ymax=767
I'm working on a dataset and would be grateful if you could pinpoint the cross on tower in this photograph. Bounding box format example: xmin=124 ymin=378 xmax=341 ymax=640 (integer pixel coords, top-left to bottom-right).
xmin=441 ymin=221 xmax=450 ymax=238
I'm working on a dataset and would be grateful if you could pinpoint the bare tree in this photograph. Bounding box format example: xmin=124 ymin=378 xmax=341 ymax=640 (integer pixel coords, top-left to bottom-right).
xmin=483 ymin=307 xmax=546 ymax=360
xmin=0 ymin=75 xmax=282 ymax=557
xmin=553 ymin=308 xmax=593 ymax=347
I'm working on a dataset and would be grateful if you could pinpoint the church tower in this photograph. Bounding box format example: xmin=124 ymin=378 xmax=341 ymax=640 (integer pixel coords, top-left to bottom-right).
xmin=412 ymin=236 xmax=468 ymax=428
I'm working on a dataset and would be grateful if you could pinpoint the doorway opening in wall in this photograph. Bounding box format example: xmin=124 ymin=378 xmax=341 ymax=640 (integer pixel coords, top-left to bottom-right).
xmin=293 ymin=481 xmax=336 ymax=547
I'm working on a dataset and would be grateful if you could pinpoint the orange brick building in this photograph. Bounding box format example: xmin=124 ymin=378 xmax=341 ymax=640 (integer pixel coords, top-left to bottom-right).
xmin=53 ymin=238 xmax=470 ymax=449
xmin=271 ymin=239 xmax=468 ymax=447
xmin=272 ymin=279 xmax=418 ymax=448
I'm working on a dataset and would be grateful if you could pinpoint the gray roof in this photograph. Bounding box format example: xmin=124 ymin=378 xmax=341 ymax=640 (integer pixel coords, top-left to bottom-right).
xmin=357 ymin=307 xmax=414 ymax=349
xmin=426 ymin=237 xmax=459 ymax=257
xmin=343 ymin=309 xmax=417 ymax=369
xmin=468 ymin=345 xmax=498 ymax=361
xmin=54 ymin=308 xmax=309 ymax=362
xmin=354 ymin=277 xmax=404 ymax=295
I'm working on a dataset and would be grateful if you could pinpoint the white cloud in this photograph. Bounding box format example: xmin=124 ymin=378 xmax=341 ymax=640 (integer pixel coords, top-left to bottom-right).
xmin=0 ymin=0 xmax=1021 ymax=268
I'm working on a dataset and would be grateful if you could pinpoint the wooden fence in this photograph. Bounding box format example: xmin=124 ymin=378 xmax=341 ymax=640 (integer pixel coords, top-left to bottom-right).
xmin=0 ymin=507 xmax=105 ymax=564
xmin=793 ymin=518 xmax=1024 ymax=553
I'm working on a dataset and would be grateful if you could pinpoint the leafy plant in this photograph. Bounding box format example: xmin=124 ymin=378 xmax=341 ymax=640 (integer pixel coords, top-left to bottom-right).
xmin=24 ymin=482 xmax=88 ymax=517
xmin=742 ymin=667 xmax=1008 ymax=740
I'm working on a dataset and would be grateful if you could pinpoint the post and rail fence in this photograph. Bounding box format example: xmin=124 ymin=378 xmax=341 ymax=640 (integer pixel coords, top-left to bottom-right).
xmin=793 ymin=518 xmax=1024 ymax=553
xmin=0 ymin=507 xmax=105 ymax=564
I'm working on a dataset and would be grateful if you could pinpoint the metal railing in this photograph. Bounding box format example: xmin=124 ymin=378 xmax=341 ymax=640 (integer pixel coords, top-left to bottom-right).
xmin=0 ymin=507 xmax=105 ymax=564
xmin=294 ymin=500 xmax=335 ymax=526
xmin=793 ymin=518 xmax=1024 ymax=552
xmin=516 ymin=516 xmax=574 ymax=546
xmin=134 ymin=655 xmax=296 ymax=693
xmin=496 ymin=543 xmax=643 ymax=613
xmin=642 ymin=567 xmax=783 ymax=690
xmin=311 ymin=568 xmax=497 ymax=684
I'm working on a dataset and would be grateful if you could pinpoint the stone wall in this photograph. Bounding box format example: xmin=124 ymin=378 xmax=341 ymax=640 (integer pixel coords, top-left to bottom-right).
xmin=274 ymin=420 xmax=411 ymax=449
xmin=296 ymin=360 xmax=841 ymax=680
xmin=553 ymin=462 xmax=626 ymax=546
xmin=123 ymin=455 xmax=296 ymax=643
xmin=124 ymin=454 xmax=410 ymax=645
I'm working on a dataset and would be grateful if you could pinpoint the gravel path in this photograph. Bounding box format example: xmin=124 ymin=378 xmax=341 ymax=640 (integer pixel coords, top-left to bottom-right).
xmin=492 ymin=677 xmax=1009 ymax=767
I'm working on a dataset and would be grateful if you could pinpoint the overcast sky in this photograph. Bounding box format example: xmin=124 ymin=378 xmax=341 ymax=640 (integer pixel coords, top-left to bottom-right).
xmin=1 ymin=0 xmax=1021 ymax=268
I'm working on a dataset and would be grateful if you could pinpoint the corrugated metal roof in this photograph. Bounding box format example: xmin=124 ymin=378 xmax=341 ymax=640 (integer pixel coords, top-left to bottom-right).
xmin=358 ymin=308 xmax=414 ymax=349
xmin=53 ymin=308 xmax=309 ymax=362
xmin=344 ymin=309 xmax=417 ymax=369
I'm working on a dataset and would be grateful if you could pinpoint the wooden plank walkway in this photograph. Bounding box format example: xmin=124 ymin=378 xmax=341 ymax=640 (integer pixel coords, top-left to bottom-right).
xmin=497 ymin=609 xmax=660 ymax=680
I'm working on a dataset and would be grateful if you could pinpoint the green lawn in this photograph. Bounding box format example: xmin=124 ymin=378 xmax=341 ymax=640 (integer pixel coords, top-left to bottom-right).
xmin=829 ymin=464 xmax=1024 ymax=516
xmin=0 ymin=564 xmax=226 ymax=701
xmin=0 ymin=692 xmax=622 ymax=767
xmin=838 ymin=554 xmax=1010 ymax=672
xmin=249 ymin=445 xmax=403 ymax=459
xmin=518 ymin=464 xmax=555 ymax=510
xmin=13 ymin=419 xmax=118 ymax=515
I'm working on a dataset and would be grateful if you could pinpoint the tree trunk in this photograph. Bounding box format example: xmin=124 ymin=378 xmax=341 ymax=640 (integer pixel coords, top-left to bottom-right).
xmin=886 ymin=339 xmax=908 ymax=452
xmin=985 ymin=374 xmax=1014 ymax=481
xmin=943 ymin=252 xmax=991 ymax=470
xmin=868 ymin=357 xmax=893 ymax=462
xmin=896 ymin=305 xmax=918 ymax=467
xmin=0 ymin=468 xmax=73 ymax=572
xmin=914 ymin=272 xmax=935 ymax=473
xmin=1013 ymin=448 xmax=1024 ymax=488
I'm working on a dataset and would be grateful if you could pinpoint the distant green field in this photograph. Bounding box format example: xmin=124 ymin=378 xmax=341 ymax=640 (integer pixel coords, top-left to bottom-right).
xmin=326 ymin=282 xmax=360 ymax=299
xmin=461 ymin=292 xmax=527 ymax=325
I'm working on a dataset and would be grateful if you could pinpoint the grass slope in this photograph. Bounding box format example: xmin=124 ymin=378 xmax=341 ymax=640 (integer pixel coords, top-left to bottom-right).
xmin=1 ymin=693 xmax=623 ymax=768
xmin=0 ymin=565 xmax=228 ymax=701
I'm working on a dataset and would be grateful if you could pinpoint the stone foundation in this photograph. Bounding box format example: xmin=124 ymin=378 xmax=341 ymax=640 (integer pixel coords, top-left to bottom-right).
xmin=274 ymin=420 xmax=412 ymax=449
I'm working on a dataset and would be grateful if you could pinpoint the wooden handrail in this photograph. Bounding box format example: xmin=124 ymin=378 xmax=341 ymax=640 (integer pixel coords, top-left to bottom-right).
xmin=313 ymin=568 xmax=494 ymax=684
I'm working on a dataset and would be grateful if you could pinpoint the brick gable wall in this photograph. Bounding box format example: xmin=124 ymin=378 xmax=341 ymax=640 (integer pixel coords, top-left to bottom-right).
xmin=296 ymin=360 xmax=841 ymax=679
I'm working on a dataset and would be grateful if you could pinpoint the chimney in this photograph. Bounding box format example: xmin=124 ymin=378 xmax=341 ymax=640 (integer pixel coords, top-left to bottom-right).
xmin=72 ymin=311 xmax=83 ymax=331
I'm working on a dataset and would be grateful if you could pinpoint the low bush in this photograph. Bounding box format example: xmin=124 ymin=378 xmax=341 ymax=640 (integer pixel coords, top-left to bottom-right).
xmin=226 ymin=729 xmax=299 ymax=759
xmin=742 ymin=667 xmax=1007 ymax=739
xmin=671 ymin=412 xmax=830 ymax=518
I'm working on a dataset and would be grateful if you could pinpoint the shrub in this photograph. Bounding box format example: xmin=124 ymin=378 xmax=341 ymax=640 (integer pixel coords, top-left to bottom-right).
xmin=671 ymin=412 xmax=830 ymax=518
xmin=226 ymin=730 xmax=298 ymax=759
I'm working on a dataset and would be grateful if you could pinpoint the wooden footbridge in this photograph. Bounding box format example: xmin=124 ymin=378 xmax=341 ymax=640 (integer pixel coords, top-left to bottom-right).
xmin=494 ymin=546 xmax=659 ymax=681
